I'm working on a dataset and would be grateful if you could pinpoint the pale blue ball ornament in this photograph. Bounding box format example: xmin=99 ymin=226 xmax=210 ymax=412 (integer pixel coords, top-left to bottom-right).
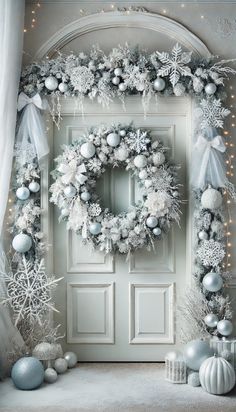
xmin=11 ymin=356 xmax=44 ymax=390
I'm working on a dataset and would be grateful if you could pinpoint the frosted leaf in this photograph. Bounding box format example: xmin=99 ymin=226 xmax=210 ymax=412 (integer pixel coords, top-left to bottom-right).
xmin=156 ymin=43 xmax=192 ymax=86
xmin=125 ymin=129 xmax=150 ymax=153
xmin=198 ymin=98 xmax=230 ymax=129
xmin=197 ymin=239 xmax=225 ymax=267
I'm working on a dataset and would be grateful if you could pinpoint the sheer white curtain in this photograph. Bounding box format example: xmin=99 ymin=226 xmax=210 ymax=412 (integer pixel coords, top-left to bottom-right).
xmin=0 ymin=0 xmax=25 ymax=376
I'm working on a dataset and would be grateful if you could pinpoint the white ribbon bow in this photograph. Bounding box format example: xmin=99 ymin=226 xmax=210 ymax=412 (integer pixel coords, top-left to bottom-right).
xmin=194 ymin=134 xmax=226 ymax=153
xmin=58 ymin=161 xmax=87 ymax=185
xmin=17 ymin=92 xmax=47 ymax=112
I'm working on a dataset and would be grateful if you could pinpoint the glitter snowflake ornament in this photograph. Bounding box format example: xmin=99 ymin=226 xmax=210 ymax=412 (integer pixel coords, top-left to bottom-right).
xmin=70 ymin=66 xmax=95 ymax=93
xmin=126 ymin=129 xmax=150 ymax=153
xmin=198 ymin=98 xmax=230 ymax=129
xmin=1 ymin=256 xmax=63 ymax=326
xmin=156 ymin=43 xmax=192 ymax=86
xmin=88 ymin=203 xmax=102 ymax=217
xmin=197 ymin=239 xmax=225 ymax=267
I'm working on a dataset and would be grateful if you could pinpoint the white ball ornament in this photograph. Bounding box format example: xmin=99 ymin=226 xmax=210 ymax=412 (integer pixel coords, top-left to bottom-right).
xmin=119 ymin=129 xmax=126 ymax=137
xmin=54 ymin=358 xmax=68 ymax=374
xmin=139 ymin=170 xmax=148 ymax=180
xmin=144 ymin=180 xmax=152 ymax=188
xmin=153 ymin=77 xmax=166 ymax=91
xmin=153 ymin=152 xmax=165 ymax=166
xmin=114 ymin=68 xmax=122 ymax=77
xmin=16 ymin=186 xmax=30 ymax=200
xmin=112 ymin=76 xmax=120 ymax=85
xmin=173 ymin=191 xmax=179 ymax=198
xmin=134 ymin=154 xmax=147 ymax=168
xmin=198 ymin=230 xmax=208 ymax=240
xmin=80 ymin=191 xmax=91 ymax=202
xmin=28 ymin=181 xmax=40 ymax=193
xmin=202 ymin=272 xmax=223 ymax=292
xmin=146 ymin=216 xmax=158 ymax=228
xmin=107 ymin=132 xmax=120 ymax=147
xmin=80 ymin=142 xmax=96 ymax=159
xmin=118 ymin=83 xmax=127 ymax=92
xmin=217 ymin=319 xmax=233 ymax=337
xmin=201 ymin=187 xmax=222 ymax=210
xmin=61 ymin=208 xmax=69 ymax=217
xmin=89 ymin=222 xmax=102 ymax=235
xmin=45 ymin=76 xmax=58 ymax=91
xmin=199 ymin=356 xmax=235 ymax=395
xmin=184 ymin=339 xmax=213 ymax=371
xmin=12 ymin=233 xmax=32 ymax=253
xmin=204 ymin=313 xmax=219 ymax=328
xmin=205 ymin=83 xmax=217 ymax=95
xmin=64 ymin=352 xmax=78 ymax=368
xmin=153 ymin=227 xmax=162 ymax=236
xmin=58 ymin=82 xmax=68 ymax=93
xmin=44 ymin=368 xmax=58 ymax=383
xmin=64 ymin=185 xmax=76 ymax=198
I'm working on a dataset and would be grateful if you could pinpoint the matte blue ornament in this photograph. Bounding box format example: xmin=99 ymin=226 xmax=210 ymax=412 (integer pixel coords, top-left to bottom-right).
xmin=11 ymin=356 xmax=44 ymax=390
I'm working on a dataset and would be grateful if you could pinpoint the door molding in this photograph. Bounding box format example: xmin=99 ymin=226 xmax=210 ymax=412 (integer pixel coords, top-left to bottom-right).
xmin=34 ymin=10 xmax=211 ymax=60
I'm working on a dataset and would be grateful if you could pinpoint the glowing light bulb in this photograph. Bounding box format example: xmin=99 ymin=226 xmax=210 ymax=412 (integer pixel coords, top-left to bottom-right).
xmin=228 ymin=243 xmax=232 ymax=247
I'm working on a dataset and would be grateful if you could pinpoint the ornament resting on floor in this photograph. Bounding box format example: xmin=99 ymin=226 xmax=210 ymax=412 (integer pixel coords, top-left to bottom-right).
xmin=11 ymin=356 xmax=44 ymax=390
xmin=64 ymin=352 xmax=78 ymax=368
xmin=187 ymin=372 xmax=201 ymax=387
xmin=50 ymin=123 xmax=181 ymax=255
xmin=32 ymin=342 xmax=57 ymax=368
xmin=54 ymin=357 xmax=68 ymax=374
xmin=44 ymin=367 xmax=58 ymax=384
xmin=199 ymin=355 xmax=235 ymax=395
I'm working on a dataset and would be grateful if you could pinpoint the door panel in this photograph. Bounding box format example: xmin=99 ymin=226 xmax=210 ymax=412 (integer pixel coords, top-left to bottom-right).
xmin=52 ymin=96 xmax=191 ymax=361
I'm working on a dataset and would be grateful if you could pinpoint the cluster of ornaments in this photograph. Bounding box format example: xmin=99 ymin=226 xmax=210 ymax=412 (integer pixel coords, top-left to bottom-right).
xmin=11 ymin=343 xmax=78 ymax=390
xmin=12 ymin=180 xmax=41 ymax=254
xmin=166 ymin=338 xmax=236 ymax=395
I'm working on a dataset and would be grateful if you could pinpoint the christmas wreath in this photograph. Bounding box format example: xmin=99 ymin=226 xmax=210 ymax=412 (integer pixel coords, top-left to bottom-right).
xmin=50 ymin=123 xmax=181 ymax=254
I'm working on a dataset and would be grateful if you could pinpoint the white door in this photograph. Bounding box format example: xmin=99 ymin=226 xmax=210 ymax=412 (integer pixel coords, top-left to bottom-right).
xmin=51 ymin=96 xmax=191 ymax=361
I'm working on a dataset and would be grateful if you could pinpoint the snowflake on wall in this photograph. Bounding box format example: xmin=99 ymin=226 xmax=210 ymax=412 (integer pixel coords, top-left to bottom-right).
xmin=198 ymin=98 xmax=230 ymax=129
xmin=1 ymin=256 xmax=63 ymax=326
xmin=156 ymin=43 xmax=192 ymax=86
xmin=126 ymin=129 xmax=150 ymax=153
xmin=197 ymin=239 xmax=225 ymax=267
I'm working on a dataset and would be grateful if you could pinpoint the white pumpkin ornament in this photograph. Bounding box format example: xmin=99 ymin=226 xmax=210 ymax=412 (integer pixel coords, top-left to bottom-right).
xmin=205 ymin=83 xmax=217 ymax=95
xmin=45 ymin=76 xmax=58 ymax=91
xmin=16 ymin=186 xmax=30 ymax=201
xmin=29 ymin=181 xmax=40 ymax=193
xmin=80 ymin=142 xmax=96 ymax=159
xmin=58 ymin=82 xmax=68 ymax=93
xmin=107 ymin=133 xmax=120 ymax=147
xmin=64 ymin=185 xmax=76 ymax=198
xmin=153 ymin=77 xmax=166 ymax=91
xmin=134 ymin=154 xmax=147 ymax=168
xmin=12 ymin=233 xmax=32 ymax=253
xmin=201 ymin=187 xmax=222 ymax=210
xmin=153 ymin=152 xmax=165 ymax=166
xmin=199 ymin=355 xmax=235 ymax=395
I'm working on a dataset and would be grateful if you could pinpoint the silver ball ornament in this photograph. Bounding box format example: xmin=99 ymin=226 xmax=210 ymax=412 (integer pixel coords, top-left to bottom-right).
xmin=89 ymin=222 xmax=102 ymax=235
xmin=107 ymin=132 xmax=120 ymax=147
xmin=153 ymin=77 xmax=166 ymax=91
xmin=45 ymin=76 xmax=58 ymax=91
xmin=112 ymin=76 xmax=120 ymax=86
xmin=203 ymin=272 xmax=223 ymax=292
xmin=146 ymin=216 xmax=158 ymax=228
xmin=80 ymin=142 xmax=96 ymax=159
xmin=64 ymin=185 xmax=76 ymax=198
xmin=205 ymin=83 xmax=217 ymax=95
xmin=119 ymin=129 xmax=126 ymax=137
xmin=64 ymin=352 xmax=78 ymax=368
xmin=81 ymin=191 xmax=91 ymax=201
xmin=153 ymin=227 xmax=162 ymax=236
xmin=134 ymin=154 xmax=147 ymax=168
xmin=198 ymin=230 xmax=208 ymax=240
xmin=118 ymin=83 xmax=127 ymax=92
xmin=61 ymin=208 xmax=69 ymax=217
xmin=28 ymin=181 xmax=40 ymax=193
xmin=114 ymin=68 xmax=122 ymax=77
xmin=201 ymin=187 xmax=222 ymax=210
xmin=184 ymin=339 xmax=213 ymax=371
xmin=44 ymin=368 xmax=58 ymax=383
xmin=12 ymin=233 xmax=32 ymax=253
xmin=204 ymin=313 xmax=219 ymax=328
xmin=11 ymin=356 xmax=44 ymax=390
xmin=16 ymin=186 xmax=30 ymax=200
xmin=54 ymin=358 xmax=68 ymax=374
xmin=188 ymin=372 xmax=201 ymax=387
xmin=58 ymin=82 xmax=68 ymax=93
xmin=217 ymin=319 xmax=233 ymax=337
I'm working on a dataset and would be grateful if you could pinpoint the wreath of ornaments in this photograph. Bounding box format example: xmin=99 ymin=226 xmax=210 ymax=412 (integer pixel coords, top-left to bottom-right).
xmin=50 ymin=124 xmax=181 ymax=254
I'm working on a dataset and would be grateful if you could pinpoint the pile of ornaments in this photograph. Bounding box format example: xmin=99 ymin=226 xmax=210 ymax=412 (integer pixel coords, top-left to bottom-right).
xmin=11 ymin=342 xmax=78 ymax=390
xmin=12 ymin=181 xmax=40 ymax=254
xmin=166 ymin=339 xmax=236 ymax=395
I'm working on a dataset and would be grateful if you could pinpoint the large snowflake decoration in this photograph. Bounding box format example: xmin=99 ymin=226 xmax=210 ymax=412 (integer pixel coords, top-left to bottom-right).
xmin=197 ymin=239 xmax=225 ymax=267
xmin=156 ymin=43 xmax=192 ymax=86
xmin=198 ymin=99 xmax=230 ymax=129
xmin=88 ymin=158 xmax=102 ymax=173
xmin=145 ymin=190 xmax=172 ymax=217
xmin=70 ymin=66 xmax=95 ymax=93
xmin=126 ymin=129 xmax=150 ymax=153
xmin=88 ymin=203 xmax=102 ymax=217
xmin=1 ymin=257 xmax=63 ymax=326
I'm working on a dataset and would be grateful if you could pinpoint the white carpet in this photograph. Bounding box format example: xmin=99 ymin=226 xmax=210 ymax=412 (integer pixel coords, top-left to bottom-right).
xmin=0 ymin=363 xmax=236 ymax=412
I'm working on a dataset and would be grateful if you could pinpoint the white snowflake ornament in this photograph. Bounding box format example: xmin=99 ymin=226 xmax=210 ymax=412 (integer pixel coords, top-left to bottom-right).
xmin=198 ymin=99 xmax=230 ymax=129
xmin=197 ymin=239 xmax=225 ymax=267
xmin=126 ymin=129 xmax=150 ymax=153
xmin=70 ymin=66 xmax=94 ymax=93
xmin=156 ymin=43 xmax=192 ymax=86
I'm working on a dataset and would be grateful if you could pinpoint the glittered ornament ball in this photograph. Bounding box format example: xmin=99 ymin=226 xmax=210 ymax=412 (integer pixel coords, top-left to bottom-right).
xmin=64 ymin=352 xmax=78 ymax=368
xmin=12 ymin=233 xmax=32 ymax=253
xmin=45 ymin=76 xmax=58 ymax=91
xmin=202 ymin=272 xmax=223 ymax=292
xmin=80 ymin=142 xmax=96 ymax=159
xmin=188 ymin=372 xmax=201 ymax=387
xmin=54 ymin=358 xmax=68 ymax=374
xmin=201 ymin=187 xmax=222 ymax=210
xmin=217 ymin=319 xmax=233 ymax=337
xmin=16 ymin=186 xmax=30 ymax=201
xmin=153 ymin=77 xmax=166 ymax=91
xmin=107 ymin=132 xmax=120 ymax=147
xmin=153 ymin=152 xmax=165 ymax=166
xmin=28 ymin=181 xmax=40 ymax=193
xmin=44 ymin=367 xmax=58 ymax=383
xmin=11 ymin=356 xmax=44 ymax=390
xmin=184 ymin=339 xmax=213 ymax=371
